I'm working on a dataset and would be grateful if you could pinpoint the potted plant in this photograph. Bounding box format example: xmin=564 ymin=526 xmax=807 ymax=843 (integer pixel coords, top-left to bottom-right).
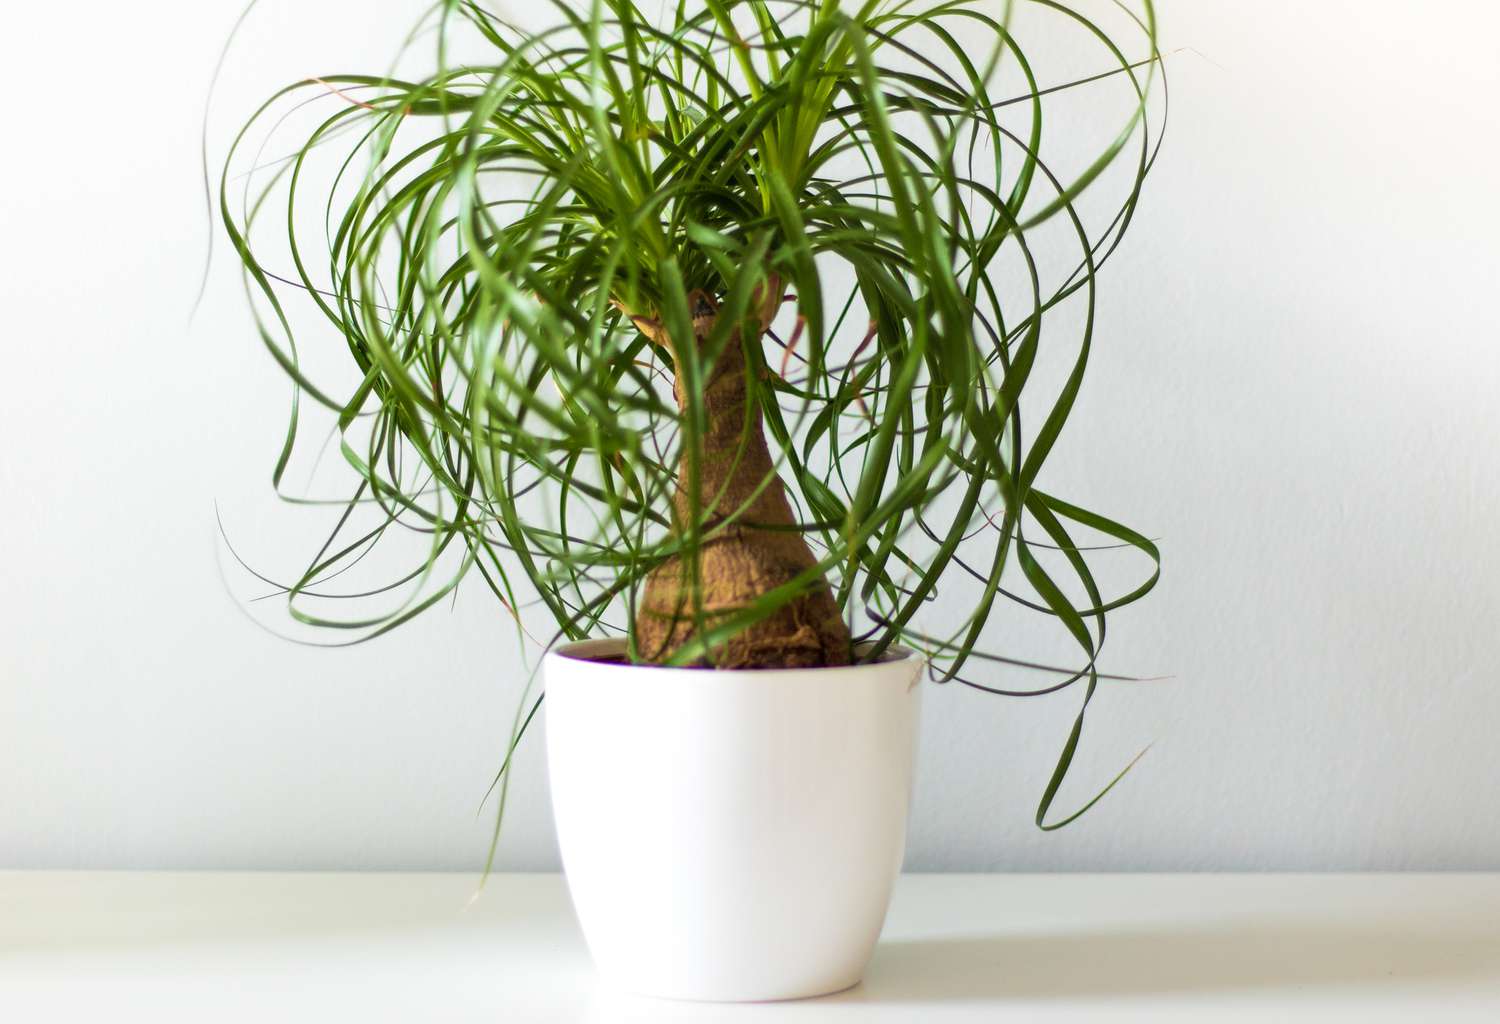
xmin=218 ymin=0 xmax=1162 ymax=1002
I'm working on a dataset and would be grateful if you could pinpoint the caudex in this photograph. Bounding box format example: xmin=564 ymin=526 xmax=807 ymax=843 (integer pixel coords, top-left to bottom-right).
xmin=624 ymin=277 xmax=850 ymax=668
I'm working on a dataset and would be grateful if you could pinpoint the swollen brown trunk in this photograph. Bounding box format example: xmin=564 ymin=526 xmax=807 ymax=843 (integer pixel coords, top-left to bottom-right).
xmin=632 ymin=291 xmax=851 ymax=669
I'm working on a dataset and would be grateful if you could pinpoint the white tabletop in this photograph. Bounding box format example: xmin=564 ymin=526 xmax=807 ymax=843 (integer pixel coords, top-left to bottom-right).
xmin=2 ymin=871 xmax=1496 ymax=1021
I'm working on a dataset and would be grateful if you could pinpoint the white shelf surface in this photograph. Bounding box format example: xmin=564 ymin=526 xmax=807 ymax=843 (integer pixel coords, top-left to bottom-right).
xmin=2 ymin=872 xmax=1497 ymax=1021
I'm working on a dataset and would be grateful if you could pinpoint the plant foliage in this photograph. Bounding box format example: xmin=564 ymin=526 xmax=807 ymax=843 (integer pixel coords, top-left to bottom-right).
xmin=218 ymin=0 xmax=1165 ymax=829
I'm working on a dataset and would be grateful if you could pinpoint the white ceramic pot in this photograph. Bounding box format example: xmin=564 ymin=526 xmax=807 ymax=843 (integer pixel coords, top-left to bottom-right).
xmin=544 ymin=638 xmax=923 ymax=1002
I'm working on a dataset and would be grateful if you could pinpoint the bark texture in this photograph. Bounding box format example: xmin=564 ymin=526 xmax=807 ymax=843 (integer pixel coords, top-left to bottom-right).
xmin=630 ymin=287 xmax=851 ymax=669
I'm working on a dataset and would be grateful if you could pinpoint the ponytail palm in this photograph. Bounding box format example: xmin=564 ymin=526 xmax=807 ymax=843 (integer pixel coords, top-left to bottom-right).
xmin=220 ymin=0 xmax=1163 ymax=826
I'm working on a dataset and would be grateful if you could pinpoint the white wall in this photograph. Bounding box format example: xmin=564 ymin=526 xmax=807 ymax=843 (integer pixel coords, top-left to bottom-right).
xmin=2 ymin=0 xmax=1497 ymax=872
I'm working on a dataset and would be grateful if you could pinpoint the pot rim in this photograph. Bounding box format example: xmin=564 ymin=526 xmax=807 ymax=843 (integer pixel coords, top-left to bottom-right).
xmin=545 ymin=636 xmax=920 ymax=675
